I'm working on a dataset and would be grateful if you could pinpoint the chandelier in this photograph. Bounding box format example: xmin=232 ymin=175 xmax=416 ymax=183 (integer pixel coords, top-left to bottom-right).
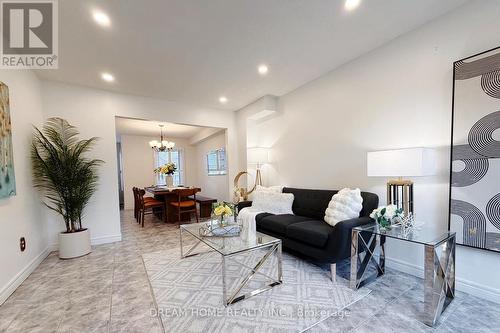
xmin=149 ymin=125 xmax=175 ymax=152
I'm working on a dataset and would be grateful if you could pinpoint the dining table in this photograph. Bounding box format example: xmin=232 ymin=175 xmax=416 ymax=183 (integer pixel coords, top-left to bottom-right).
xmin=145 ymin=186 xmax=198 ymax=223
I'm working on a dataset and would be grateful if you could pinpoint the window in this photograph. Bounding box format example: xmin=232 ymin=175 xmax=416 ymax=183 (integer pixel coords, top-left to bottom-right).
xmin=207 ymin=148 xmax=227 ymax=176
xmin=155 ymin=149 xmax=184 ymax=186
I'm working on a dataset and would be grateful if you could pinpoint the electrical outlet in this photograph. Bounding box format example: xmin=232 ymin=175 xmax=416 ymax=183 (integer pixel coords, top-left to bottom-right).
xmin=20 ymin=237 xmax=26 ymax=252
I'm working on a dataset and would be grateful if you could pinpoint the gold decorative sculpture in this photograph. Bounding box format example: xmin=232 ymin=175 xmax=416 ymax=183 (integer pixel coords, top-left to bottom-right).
xmin=233 ymin=171 xmax=257 ymax=203
xmin=234 ymin=148 xmax=269 ymax=203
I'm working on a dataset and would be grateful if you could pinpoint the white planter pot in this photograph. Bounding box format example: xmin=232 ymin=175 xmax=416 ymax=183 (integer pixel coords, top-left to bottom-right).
xmin=58 ymin=229 xmax=91 ymax=259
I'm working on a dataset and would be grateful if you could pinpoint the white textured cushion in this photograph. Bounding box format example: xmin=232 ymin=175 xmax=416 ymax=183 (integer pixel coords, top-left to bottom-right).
xmin=324 ymin=188 xmax=363 ymax=226
xmin=252 ymin=191 xmax=294 ymax=215
xmin=255 ymin=185 xmax=284 ymax=193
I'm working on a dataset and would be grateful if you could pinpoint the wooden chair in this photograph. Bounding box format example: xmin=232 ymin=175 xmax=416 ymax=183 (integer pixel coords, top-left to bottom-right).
xmin=133 ymin=187 xmax=140 ymax=221
xmin=137 ymin=189 xmax=164 ymax=227
xmin=170 ymin=188 xmax=201 ymax=223
xmin=133 ymin=187 xmax=155 ymax=223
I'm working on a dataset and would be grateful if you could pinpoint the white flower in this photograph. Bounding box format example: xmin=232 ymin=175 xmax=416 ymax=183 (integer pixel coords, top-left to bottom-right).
xmin=384 ymin=204 xmax=397 ymax=218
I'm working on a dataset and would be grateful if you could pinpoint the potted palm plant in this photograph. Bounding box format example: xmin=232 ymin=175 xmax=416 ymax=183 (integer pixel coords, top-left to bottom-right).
xmin=31 ymin=118 xmax=103 ymax=259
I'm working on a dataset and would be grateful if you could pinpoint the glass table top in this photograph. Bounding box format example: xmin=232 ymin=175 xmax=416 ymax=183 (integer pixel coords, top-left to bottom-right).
xmin=180 ymin=221 xmax=280 ymax=256
xmin=353 ymin=223 xmax=455 ymax=246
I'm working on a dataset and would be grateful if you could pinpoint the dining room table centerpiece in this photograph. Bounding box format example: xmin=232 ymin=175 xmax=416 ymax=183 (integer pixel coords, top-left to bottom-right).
xmin=154 ymin=162 xmax=177 ymax=187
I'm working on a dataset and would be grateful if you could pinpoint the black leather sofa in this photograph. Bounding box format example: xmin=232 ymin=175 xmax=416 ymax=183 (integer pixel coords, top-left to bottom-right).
xmin=238 ymin=187 xmax=379 ymax=279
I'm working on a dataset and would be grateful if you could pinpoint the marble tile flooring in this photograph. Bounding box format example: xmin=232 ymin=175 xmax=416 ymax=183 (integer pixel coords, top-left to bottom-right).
xmin=1 ymin=210 xmax=499 ymax=332
xmin=310 ymin=266 xmax=500 ymax=333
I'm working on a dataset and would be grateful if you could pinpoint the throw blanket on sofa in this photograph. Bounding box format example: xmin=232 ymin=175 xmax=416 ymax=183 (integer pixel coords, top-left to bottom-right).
xmin=238 ymin=189 xmax=294 ymax=241
xmin=237 ymin=207 xmax=262 ymax=242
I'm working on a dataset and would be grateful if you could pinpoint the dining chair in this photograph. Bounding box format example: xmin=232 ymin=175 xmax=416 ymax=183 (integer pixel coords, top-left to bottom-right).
xmin=133 ymin=187 xmax=140 ymax=221
xmin=137 ymin=189 xmax=164 ymax=227
xmin=170 ymin=188 xmax=201 ymax=224
xmin=133 ymin=187 xmax=156 ymax=223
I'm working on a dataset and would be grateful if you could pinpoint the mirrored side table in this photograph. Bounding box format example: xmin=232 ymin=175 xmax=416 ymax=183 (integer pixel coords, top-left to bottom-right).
xmin=350 ymin=223 xmax=456 ymax=327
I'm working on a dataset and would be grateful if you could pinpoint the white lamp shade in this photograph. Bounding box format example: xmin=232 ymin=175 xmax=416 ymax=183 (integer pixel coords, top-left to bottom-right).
xmin=367 ymin=148 xmax=437 ymax=177
xmin=247 ymin=147 xmax=269 ymax=164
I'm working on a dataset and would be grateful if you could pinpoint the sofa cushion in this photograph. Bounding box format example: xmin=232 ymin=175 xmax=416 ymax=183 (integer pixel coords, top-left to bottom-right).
xmin=286 ymin=220 xmax=334 ymax=248
xmin=252 ymin=191 xmax=294 ymax=214
xmin=257 ymin=214 xmax=312 ymax=236
xmin=324 ymin=188 xmax=363 ymax=226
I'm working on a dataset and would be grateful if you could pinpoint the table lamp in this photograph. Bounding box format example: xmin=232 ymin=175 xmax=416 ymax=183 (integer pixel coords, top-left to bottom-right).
xmin=247 ymin=147 xmax=269 ymax=187
xmin=367 ymin=147 xmax=436 ymax=216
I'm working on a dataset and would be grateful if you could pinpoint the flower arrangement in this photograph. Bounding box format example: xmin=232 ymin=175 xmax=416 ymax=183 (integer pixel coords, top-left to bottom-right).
xmin=370 ymin=204 xmax=404 ymax=229
xmin=213 ymin=202 xmax=234 ymax=217
xmin=154 ymin=162 xmax=177 ymax=175
xmin=212 ymin=202 xmax=234 ymax=226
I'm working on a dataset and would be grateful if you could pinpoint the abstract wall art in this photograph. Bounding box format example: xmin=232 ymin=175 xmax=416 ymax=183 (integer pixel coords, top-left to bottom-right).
xmin=0 ymin=81 xmax=16 ymax=199
xmin=450 ymin=47 xmax=500 ymax=252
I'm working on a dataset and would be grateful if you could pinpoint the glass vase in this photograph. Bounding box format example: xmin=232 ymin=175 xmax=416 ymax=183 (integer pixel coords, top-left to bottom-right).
xmin=378 ymin=217 xmax=391 ymax=231
xmin=165 ymin=174 xmax=174 ymax=187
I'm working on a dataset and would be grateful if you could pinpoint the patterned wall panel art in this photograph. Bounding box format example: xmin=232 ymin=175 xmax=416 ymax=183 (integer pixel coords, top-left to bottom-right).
xmin=450 ymin=47 xmax=500 ymax=252
xmin=0 ymin=81 xmax=16 ymax=198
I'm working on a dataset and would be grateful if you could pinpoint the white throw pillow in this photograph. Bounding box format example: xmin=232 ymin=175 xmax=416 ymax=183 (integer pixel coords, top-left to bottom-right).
xmin=255 ymin=185 xmax=284 ymax=193
xmin=252 ymin=191 xmax=294 ymax=215
xmin=324 ymin=188 xmax=363 ymax=226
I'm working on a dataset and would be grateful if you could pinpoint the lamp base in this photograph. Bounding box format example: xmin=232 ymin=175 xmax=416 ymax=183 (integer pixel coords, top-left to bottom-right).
xmin=255 ymin=168 xmax=263 ymax=187
xmin=387 ymin=179 xmax=413 ymax=216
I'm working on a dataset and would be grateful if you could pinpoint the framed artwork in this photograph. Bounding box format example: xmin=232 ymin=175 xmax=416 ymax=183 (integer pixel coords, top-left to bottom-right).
xmin=0 ymin=81 xmax=16 ymax=198
xmin=449 ymin=47 xmax=500 ymax=252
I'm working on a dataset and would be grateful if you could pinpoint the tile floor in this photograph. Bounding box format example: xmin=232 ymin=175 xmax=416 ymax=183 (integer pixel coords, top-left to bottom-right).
xmin=0 ymin=210 xmax=499 ymax=332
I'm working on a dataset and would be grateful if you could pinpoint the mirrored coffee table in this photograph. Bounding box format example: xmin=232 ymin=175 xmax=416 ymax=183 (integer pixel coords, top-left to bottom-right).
xmin=350 ymin=223 xmax=456 ymax=326
xmin=179 ymin=221 xmax=283 ymax=306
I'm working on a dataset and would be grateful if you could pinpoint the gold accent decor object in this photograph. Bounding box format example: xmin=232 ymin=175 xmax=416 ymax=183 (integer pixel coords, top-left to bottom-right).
xmin=386 ymin=177 xmax=414 ymax=216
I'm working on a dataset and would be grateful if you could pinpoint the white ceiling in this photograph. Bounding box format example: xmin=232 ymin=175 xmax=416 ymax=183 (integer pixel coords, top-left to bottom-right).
xmin=115 ymin=117 xmax=211 ymax=139
xmin=36 ymin=0 xmax=468 ymax=111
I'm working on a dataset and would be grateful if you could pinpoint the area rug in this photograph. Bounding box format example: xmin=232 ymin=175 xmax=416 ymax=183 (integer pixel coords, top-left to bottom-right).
xmin=142 ymin=247 xmax=371 ymax=333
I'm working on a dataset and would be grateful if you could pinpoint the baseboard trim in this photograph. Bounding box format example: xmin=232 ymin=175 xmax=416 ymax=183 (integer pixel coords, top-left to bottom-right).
xmin=386 ymin=257 xmax=500 ymax=304
xmin=385 ymin=257 xmax=424 ymax=279
xmin=455 ymin=277 xmax=500 ymax=304
xmin=91 ymin=234 xmax=122 ymax=246
xmin=0 ymin=246 xmax=52 ymax=305
xmin=50 ymin=233 xmax=122 ymax=251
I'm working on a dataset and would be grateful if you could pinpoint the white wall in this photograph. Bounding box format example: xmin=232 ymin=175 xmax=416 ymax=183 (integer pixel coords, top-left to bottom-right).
xmin=120 ymin=135 xmax=197 ymax=209
xmin=193 ymin=131 xmax=229 ymax=201
xmin=121 ymin=135 xmax=155 ymax=210
xmin=0 ymin=71 xmax=48 ymax=304
xmin=41 ymin=81 xmax=239 ymax=247
xmin=237 ymin=0 xmax=500 ymax=302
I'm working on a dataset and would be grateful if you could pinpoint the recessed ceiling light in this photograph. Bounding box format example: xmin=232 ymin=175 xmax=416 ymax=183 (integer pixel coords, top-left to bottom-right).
xmin=219 ymin=96 xmax=228 ymax=104
xmin=101 ymin=72 xmax=115 ymax=82
xmin=258 ymin=64 xmax=268 ymax=75
xmin=344 ymin=0 xmax=361 ymax=11
xmin=92 ymin=10 xmax=111 ymax=27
